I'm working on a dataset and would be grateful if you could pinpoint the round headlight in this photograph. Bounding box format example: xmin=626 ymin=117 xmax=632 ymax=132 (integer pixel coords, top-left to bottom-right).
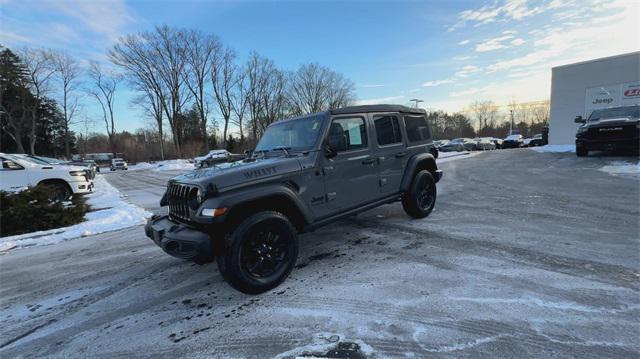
xmin=196 ymin=188 xmax=204 ymax=203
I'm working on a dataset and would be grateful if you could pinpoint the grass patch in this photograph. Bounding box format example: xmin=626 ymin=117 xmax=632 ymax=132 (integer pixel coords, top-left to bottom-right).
xmin=0 ymin=186 xmax=88 ymax=237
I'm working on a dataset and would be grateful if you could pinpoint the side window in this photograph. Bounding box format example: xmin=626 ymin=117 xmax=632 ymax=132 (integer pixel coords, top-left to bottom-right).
xmin=374 ymin=115 xmax=402 ymax=146
xmin=1 ymin=158 xmax=23 ymax=170
xmin=328 ymin=117 xmax=368 ymax=152
xmin=405 ymin=115 xmax=431 ymax=143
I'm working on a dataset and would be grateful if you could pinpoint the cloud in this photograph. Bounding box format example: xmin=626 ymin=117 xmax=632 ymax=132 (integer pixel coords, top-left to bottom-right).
xmin=53 ymin=0 xmax=134 ymax=42
xmin=423 ymin=79 xmax=455 ymax=87
xmin=454 ymin=65 xmax=480 ymax=77
xmin=475 ymin=34 xmax=515 ymax=52
xmin=448 ymin=0 xmax=560 ymax=31
xmin=1 ymin=0 xmax=135 ymax=52
xmin=450 ymin=88 xmax=481 ymax=97
xmin=0 ymin=30 xmax=30 ymax=43
xmin=458 ymin=39 xmax=470 ymax=45
xmin=423 ymin=64 xmax=482 ymax=88
xmin=487 ymin=0 xmax=640 ymax=74
xmin=453 ymin=55 xmax=477 ymax=61
xmin=356 ymin=96 xmax=404 ymax=105
xmin=359 ymin=84 xmax=385 ymax=88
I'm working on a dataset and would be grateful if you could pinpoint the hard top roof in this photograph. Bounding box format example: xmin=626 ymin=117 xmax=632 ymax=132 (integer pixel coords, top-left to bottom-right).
xmin=330 ymin=104 xmax=426 ymax=115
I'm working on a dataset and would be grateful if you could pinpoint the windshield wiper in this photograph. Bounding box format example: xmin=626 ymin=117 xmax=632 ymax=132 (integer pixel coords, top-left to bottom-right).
xmin=271 ymin=147 xmax=291 ymax=156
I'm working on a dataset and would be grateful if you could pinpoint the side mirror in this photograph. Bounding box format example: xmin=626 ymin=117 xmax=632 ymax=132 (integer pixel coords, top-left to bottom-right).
xmin=324 ymin=142 xmax=337 ymax=159
xmin=574 ymin=116 xmax=586 ymax=124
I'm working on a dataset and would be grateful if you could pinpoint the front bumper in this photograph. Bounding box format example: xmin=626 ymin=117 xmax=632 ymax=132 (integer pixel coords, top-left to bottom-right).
xmin=144 ymin=215 xmax=212 ymax=261
xmin=576 ymin=138 xmax=639 ymax=152
xmin=73 ymin=180 xmax=94 ymax=194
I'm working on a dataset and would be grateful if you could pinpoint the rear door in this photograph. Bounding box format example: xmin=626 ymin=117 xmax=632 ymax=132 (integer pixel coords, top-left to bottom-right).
xmin=371 ymin=113 xmax=406 ymax=193
xmin=402 ymin=113 xmax=433 ymax=159
xmin=322 ymin=115 xmax=379 ymax=212
xmin=0 ymin=157 xmax=29 ymax=191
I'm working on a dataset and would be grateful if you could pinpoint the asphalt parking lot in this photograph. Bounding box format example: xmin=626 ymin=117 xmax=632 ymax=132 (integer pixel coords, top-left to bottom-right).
xmin=1 ymin=149 xmax=638 ymax=358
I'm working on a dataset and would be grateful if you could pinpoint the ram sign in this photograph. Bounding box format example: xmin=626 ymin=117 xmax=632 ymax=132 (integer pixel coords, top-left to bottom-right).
xmin=585 ymin=81 xmax=640 ymax=115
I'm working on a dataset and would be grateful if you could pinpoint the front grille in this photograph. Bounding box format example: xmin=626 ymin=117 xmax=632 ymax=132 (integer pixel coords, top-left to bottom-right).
xmin=167 ymin=182 xmax=197 ymax=222
xmin=587 ymin=125 xmax=638 ymax=140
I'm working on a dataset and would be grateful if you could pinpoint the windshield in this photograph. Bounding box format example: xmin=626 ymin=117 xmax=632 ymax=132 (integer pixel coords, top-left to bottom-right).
xmin=505 ymin=135 xmax=520 ymax=140
xmin=588 ymin=106 xmax=639 ymax=121
xmin=21 ymin=156 xmax=51 ymax=165
xmin=255 ymin=115 xmax=323 ymax=152
xmin=451 ymin=138 xmax=464 ymax=143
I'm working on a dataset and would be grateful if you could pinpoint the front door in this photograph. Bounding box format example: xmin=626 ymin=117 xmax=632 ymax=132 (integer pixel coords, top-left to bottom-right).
xmin=371 ymin=113 xmax=406 ymax=193
xmin=322 ymin=115 xmax=379 ymax=212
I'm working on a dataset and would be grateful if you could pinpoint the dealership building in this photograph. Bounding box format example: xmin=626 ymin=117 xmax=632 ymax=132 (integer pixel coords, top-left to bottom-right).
xmin=549 ymin=52 xmax=640 ymax=145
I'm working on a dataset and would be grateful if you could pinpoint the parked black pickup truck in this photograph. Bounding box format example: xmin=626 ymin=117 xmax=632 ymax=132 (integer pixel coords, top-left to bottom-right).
xmin=575 ymin=105 xmax=640 ymax=157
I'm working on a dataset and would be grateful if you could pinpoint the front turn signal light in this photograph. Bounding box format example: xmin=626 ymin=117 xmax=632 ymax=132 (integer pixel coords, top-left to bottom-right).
xmin=201 ymin=208 xmax=227 ymax=217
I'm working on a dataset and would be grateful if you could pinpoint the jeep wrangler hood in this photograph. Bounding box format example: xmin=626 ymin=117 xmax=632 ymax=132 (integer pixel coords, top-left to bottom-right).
xmin=170 ymin=156 xmax=302 ymax=190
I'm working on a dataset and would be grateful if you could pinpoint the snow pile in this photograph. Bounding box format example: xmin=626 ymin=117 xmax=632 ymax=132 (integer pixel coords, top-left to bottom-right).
xmin=530 ymin=145 xmax=575 ymax=153
xmin=153 ymin=159 xmax=193 ymax=171
xmin=0 ymin=175 xmax=152 ymax=252
xmin=128 ymin=162 xmax=155 ymax=170
xmin=599 ymin=161 xmax=640 ymax=177
xmin=128 ymin=159 xmax=194 ymax=172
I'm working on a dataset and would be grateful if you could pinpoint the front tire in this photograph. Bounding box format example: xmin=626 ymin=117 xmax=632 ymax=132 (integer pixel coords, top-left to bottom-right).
xmin=40 ymin=180 xmax=72 ymax=202
xmin=402 ymin=170 xmax=437 ymax=219
xmin=216 ymin=211 xmax=298 ymax=294
xmin=576 ymin=146 xmax=588 ymax=157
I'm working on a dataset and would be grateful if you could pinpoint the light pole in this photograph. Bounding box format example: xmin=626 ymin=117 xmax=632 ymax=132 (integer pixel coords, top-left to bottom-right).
xmin=410 ymin=99 xmax=424 ymax=108
xmin=509 ymin=109 xmax=514 ymax=135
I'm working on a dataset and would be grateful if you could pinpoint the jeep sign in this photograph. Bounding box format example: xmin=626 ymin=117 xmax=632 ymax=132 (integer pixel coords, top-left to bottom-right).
xmin=585 ymin=81 xmax=640 ymax=115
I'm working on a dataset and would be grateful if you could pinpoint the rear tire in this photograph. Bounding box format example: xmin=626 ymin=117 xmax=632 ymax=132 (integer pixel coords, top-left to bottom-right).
xmin=216 ymin=211 xmax=298 ymax=294
xmin=402 ymin=170 xmax=437 ymax=219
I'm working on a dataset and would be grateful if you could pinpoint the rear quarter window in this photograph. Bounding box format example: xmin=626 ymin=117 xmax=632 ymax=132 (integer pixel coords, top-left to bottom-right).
xmin=404 ymin=115 xmax=431 ymax=143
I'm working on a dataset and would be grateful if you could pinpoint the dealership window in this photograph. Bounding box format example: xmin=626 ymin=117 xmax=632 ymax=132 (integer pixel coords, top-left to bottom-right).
xmin=404 ymin=115 xmax=431 ymax=143
xmin=374 ymin=115 xmax=402 ymax=146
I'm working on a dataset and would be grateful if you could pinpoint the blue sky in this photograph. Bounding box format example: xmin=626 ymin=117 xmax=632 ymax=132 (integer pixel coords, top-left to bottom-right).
xmin=1 ymin=0 xmax=638 ymax=133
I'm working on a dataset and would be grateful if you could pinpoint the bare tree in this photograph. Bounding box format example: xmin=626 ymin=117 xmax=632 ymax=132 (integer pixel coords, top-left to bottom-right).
xmin=212 ymin=48 xmax=238 ymax=149
xmin=20 ymin=47 xmax=55 ymax=155
xmin=286 ymin=62 xmax=355 ymax=115
xmin=231 ymin=69 xmax=249 ymax=146
xmin=110 ymin=25 xmax=191 ymax=158
xmin=87 ymin=61 xmax=120 ymax=156
xmin=468 ymin=100 xmax=497 ymax=136
xmin=50 ymin=50 xmax=81 ymax=158
xmin=184 ymin=29 xmax=221 ymax=151
xmin=135 ymin=88 xmax=166 ymax=159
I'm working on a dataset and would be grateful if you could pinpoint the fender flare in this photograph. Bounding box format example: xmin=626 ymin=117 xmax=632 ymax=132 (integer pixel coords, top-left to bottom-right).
xmin=399 ymin=153 xmax=438 ymax=192
xmin=195 ymin=182 xmax=313 ymax=225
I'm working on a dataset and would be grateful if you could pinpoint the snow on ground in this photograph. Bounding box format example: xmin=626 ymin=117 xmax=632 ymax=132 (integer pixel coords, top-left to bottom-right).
xmin=529 ymin=144 xmax=575 ymax=153
xmin=129 ymin=159 xmax=194 ymax=171
xmin=599 ymin=161 xmax=640 ymax=177
xmin=0 ymin=175 xmax=152 ymax=252
xmin=437 ymin=150 xmax=481 ymax=163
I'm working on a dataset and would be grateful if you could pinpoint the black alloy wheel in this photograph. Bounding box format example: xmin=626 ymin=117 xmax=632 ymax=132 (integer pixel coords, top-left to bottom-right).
xmin=217 ymin=211 xmax=298 ymax=294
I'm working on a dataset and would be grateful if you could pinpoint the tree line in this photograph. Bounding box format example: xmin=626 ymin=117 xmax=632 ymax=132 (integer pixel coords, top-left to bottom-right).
xmin=427 ymin=99 xmax=550 ymax=140
xmin=1 ymin=25 xmax=356 ymax=159
xmin=2 ymin=25 xmax=550 ymax=161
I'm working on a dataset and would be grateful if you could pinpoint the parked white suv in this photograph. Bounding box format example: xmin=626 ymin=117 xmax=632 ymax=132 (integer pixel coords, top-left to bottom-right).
xmin=110 ymin=158 xmax=128 ymax=171
xmin=0 ymin=153 xmax=94 ymax=201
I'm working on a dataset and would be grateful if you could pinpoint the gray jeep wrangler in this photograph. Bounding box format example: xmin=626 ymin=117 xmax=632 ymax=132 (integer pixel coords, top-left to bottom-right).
xmin=145 ymin=105 xmax=443 ymax=294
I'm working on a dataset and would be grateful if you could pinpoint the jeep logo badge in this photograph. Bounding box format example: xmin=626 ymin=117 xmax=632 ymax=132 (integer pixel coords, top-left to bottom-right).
xmin=243 ymin=166 xmax=277 ymax=179
xmin=599 ymin=127 xmax=623 ymax=132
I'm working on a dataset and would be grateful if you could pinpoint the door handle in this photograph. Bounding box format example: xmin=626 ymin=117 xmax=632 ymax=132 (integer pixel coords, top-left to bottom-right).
xmin=361 ymin=158 xmax=376 ymax=165
xmin=395 ymin=151 xmax=407 ymax=158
